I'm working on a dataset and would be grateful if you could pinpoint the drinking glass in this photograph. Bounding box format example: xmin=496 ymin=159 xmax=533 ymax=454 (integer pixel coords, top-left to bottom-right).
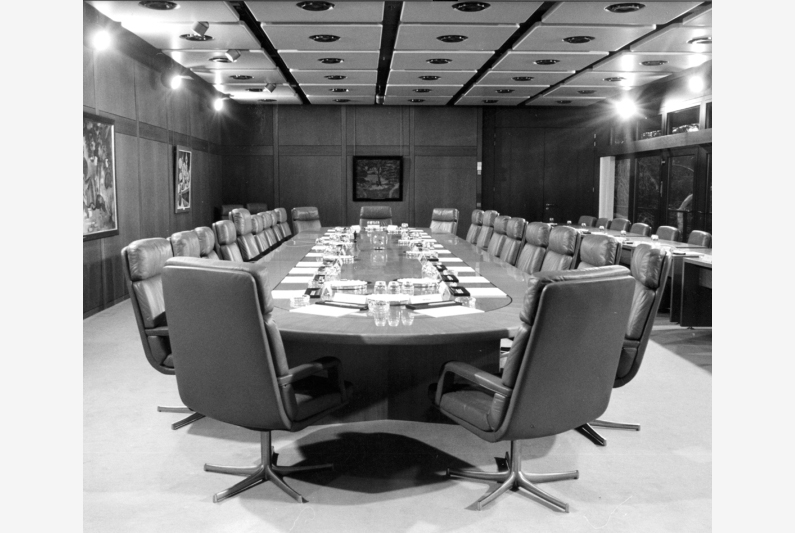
xmin=400 ymin=307 xmax=414 ymax=326
xmin=373 ymin=300 xmax=389 ymax=326
xmin=387 ymin=281 xmax=400 ymax=294
xmin=401 ymin=281 xmax=414 ymax=296
xmin=374 ymin=281 xmax=387 ymax=295
xmin=387 ymin=305 xmax=401 ymax=326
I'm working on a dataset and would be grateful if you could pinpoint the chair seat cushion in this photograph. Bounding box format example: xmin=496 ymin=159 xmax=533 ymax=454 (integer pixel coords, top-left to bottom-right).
xmin=439 ymin=388 xmax=496 ymax=432
xmin=292 ymin=376 xmax=352 ymax=422
xmin=617 ymin=341 xmax=639 ymax=381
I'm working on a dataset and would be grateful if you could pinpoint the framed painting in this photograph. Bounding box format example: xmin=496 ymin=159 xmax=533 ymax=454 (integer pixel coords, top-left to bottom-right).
xmin=83 ymin=112 xmax=118 ymax=241
xmin=353 ymin=156 xmax=403 ymax=201
xmin=175 ymin=146 xmax=192 ymax=213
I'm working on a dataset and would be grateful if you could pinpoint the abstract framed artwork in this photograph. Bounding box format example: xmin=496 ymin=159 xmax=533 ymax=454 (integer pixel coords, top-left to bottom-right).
xmin=175 ymin=146 xmax=192 ymax=213
xmin=353 ymin=156 xmax=403 ymax=201
xmin=83 ymin=112 xmax=119 ymax=241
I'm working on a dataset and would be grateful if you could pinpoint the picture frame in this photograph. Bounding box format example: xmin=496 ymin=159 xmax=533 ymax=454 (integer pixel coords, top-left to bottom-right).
xmin=353 ymin=156 xmax=403 ymax=201
xmin=174 ymin=146 xmax=192 ymax=214
xmin=83 ymin=112 xmax=119 ymax=241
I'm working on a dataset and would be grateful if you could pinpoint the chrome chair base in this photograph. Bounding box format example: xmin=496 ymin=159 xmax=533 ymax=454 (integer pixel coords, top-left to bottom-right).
xmin=205 ymin=431 xmax=333 ymax=504
xmin=577 ymin=419 xmax=641 ymax=446
xmin=447 ymin=441 xmax=577 ymax=512
xmin=156 ymin=406 xmax=205 ymax=430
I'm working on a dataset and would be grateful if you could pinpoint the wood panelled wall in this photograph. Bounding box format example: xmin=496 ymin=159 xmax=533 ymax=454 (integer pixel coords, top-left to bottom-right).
xmin=83 ymin=43 xmax=224 ymax=318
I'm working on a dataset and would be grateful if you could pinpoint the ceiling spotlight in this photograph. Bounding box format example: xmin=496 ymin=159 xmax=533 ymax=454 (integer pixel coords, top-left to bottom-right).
xmin=419 ymin=76 xmax=440 ymax=81
xmin=310 ymin=34 xmax=340 ymax=42
xmin=325 ymin=75 xmax=346 ymax=80
xmin=437 ymin=35 xmax=468 ymax=43
xmin=688 ymin=76 xmax=705 ymax=92
xmin=333 ymin=99 xmax=350 ymax=103
xmin=482 ymin=100 xmax=498 ymax=104
xmin=318 ymin=57 xmax=343 ymax=64
xmin=605 ymin=3 xmax=645 ymax=13
xmin=297 ymin=1 xmax=334 ymax=11
xmin=224 ymin=49 xmax=241 ymax=62
xmin=258 ymin=99 xmax=277 ymax=103
xmin=687 ymin=36 xmax=712 ymax=45
xmin=265 ymin=83 xmax=278 ymax=92
xmin=161 ymin=68 xmax=188 ymax=90
xmin=210 ymin=56 xmax=231 ymax=63
xmin=247 ymin=88 xmax=264 ymax=92
xmin=496 ymin=89 xmax=514 ymax=94
xmin=92 ymin=28 xmax=111 ymax=51
xmin=563 ymin=36 xmax=595 ymax=44
xmin=615 ymin=98 xmax=636 ymax=118
xmin=231 ymin=74 xmax=253 ymax=80
xmin=557 ymin=100 xmax=573 ymax=104
xmin=535 ymin=59 xmax=560 ymax=65
xmin=413 ymin=89 xmax=431 ymax=93
xmin=427 ymin=58 xmax=452 ymax=65
xmin=604 ymin=76 xmax=626 ymax=82
xmin=578 ymin=90 xmax=596 ymax=94
xmin=191 ymin=21 xmax=209 ymax=37
xmin=512 ymin=76 xmax=534 ymax=81
xmin=452 ymin=2 xmax=490 ymax=12
xmin=330 ymin=88 xmax=348 ymax=92
xmin=180 ymin=33 xmax=212 ymax=42
xmin=138 ymin=1 xmax=179 ymax=10
xmin=409 ymin=99 xmax=425 ymax=103
xmin=641 ymin=60 xmax=667 ymax=67
xmin=213 ymin=98 xmax=225 ymax=111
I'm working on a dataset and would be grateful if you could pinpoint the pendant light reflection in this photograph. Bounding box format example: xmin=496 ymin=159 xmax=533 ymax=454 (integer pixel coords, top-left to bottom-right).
xmin=616 ymin=99 xmax=637 ymax=119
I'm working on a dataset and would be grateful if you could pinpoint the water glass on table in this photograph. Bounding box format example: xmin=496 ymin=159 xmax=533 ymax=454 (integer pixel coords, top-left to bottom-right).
xmin=374 ymin=281 xmax=387 ymax=295
xmin=387 ymin=305 xmax=401 ymax=327
xmin=387 ymin=281 xmax=400 ymax=294
xmin=400 ymin=281 xmax=414 ymax=297
xmin=373 ymin=300 xmax=389 ymax=326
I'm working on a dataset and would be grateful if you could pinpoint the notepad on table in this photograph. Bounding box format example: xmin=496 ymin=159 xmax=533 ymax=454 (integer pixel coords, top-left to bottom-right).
xmin=441 ymin=257 xmax=464 ymax=262
xmin=445 ymin=266 xmax=474 ymax=272
xmin=295 ymin=261 xmax=323 ymax=267
xmin=272 ymin=290 xmax=309 ymax=300
xmin=455 ymin=276 xmax=491 ymax=284
xmin=466 ymin=287 xmax=507 ymax=298
xmin=414 ymin=306 xmax=484 ymax=318
xmin=305 ymin=252 xmax=324 ymax=257
xmin=279 ymin=276 xmax=314 ymax=284
xmin=289 ymin=305 xmax=360 ymax=317
xmin=289 ymin=267 xmax=319 ymax=275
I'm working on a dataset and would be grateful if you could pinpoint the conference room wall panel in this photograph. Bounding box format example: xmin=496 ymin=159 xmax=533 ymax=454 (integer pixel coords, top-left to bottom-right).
xmin=279 ymin=155 xmax=346 ymax=226
xmin=278 ymin=106 xmax=342 ymax=146
xmin=93 ymin=47 xmax=137 ymax=122
xmin=544 ymin=128 xmax=595 ymax=225
xmin=135 ymin=63 xmax=169 ymax=130
xmin=414 ymin=156 xmax=477 ymax=239
xmin=414 ymin=107 xmax=478 ymax=147
xmin=83 ymin=46 xmax=95 ymax=108
xmin=349 ymin=106 xmax=407 ymax=147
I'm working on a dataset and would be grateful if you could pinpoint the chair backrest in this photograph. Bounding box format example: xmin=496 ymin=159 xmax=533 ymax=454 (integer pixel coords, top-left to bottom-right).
xmin=168 ymin=230 xmax=201 ymax=258
xmin=476 ymin=210 xmax=499 ymax=250
xmin=465 ymin=209 xmax=484 ymax=244
xmin=595 ymin=217 xmax=611 ymax=229
xmin=274 ymin=207 xmax=292 ymax=238
xmin=194 ymin=226 xmax=219 ymax=260
xmin=630 ymin=222 xmax=651 ymax=237
xmin=231 ymin=208 xmax=260 ymax=261
xmin=250 ymin=213 xmax=269 ymax=254
xmin=487 ymin=215 xmax=510 ymax=257
xmin=266 ymin=210 xmax=284 ymax=241
xmin=246 ymin=202 xmax=268 ymax=215
xmin=261 ymin=212 xmax=280 ymax=248
xmin=539 ymin=226 xmax=579 ymax=271
xmin=292 ymin=206 xmax=322 ymax=233
xmin=495 ymin=267 xmax=635 ymax=441
xmin=121 ymin=238 xmax=174 ymax=375
xmin=655 ymin=225 xmax=681 ymax=242
xmin=213 ymin=220 xmax=243 ymax=262
xmin=498 ymin=217 xmax=526 ymax=265
xmin=429 ymin=208 xmax=459 ymax=234
xmin=218 ymin=204 xmax=243 ymax=221
xmin=687 ymin=230 xmax=712 ymax=248
xmin=359 ymin=206 xmax=393 ymax=227
xmin=515 ymin=222 xmax=550 ymax=274
xmin=609 ymin=218 xmax=631 ymax=232
xmin=162 ymin=257 xmax=295 ymax=430
xmin=578 ymin=216 xmax=597 ymax=227
xmin=615 ymin=244 xmax=672 ymax=387
xmin=576 ymin=234 xmax=621 ymax=269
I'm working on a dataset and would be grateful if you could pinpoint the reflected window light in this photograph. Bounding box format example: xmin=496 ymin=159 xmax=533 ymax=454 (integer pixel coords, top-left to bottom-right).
xmin=616 ymin=99 xmax=637 ymax=119
xmin=93 ymin=29 xmax=111 ymax=50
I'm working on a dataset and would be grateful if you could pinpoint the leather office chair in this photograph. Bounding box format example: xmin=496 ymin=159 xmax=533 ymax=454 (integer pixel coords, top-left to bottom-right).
xmin=266 ymin=210 xmax=284 ymax=241
xmin=262 ymin=212 xmax=280 ymax=249
xmin=576 ymin=244 xmax=672 ymax=447
xmin=246 ymin=202 xmax=268 ymax=215
xmin=515 ymin=222 xmax=550 ymax=274
xmin=231 ymin=208 xmax=262 ymax=261
xmin=465 ymin=209 xmax=484 ymax=244
xmin=487 ymin=215 xmax=510 ymax=257
xmin=274 ymin=208 xmax=292 ymax=240
xmin=162 ymin=258 xmax=353 ymax=503
xmin=539 ymin=226 xmax=579 ymax=271
xmin=359 ymin=206 xmax=393 ymax=227
xmin=120 ymin=238 xmax=204 ymax=430
xmin=250 ymin=213 xmax=269 ymax=255
xmin=630 ymin=222 xmax=652 ymax=237
xmin=291 ymin=207 xmax=322 ymax=234
xmin=576 ymin=234 xmax=621 ymax=269
xmin=687 ymin=230 xmax=712 ymax=248
xmin=578 ymin=216 xmax=597 ymax=227
xmin=655 ymin=225 xmax=681 ymax=242
xmin=498 ymin=218 xmax=526 ymax=266
xmin=169 ymin=230 xmax=201 ymax=258
xmin=595 ymin=217 xmax=610 ymax=229
xmin=430 ymin=208 xmax=459 ymax=234
xmin=431 ymin=268 xmax=635 ymax=511
xmin=195 ymin=227 xmax=220 ymax=260
xmin=609 ymin=218 xmax=631 ymax=233
xmin=476 ymin=210 xmax=499 ymax=250
xmin=217 ymin=204 xmax=243 ymax=221
xmin=213 ymin=220 xmax=244 ymax=262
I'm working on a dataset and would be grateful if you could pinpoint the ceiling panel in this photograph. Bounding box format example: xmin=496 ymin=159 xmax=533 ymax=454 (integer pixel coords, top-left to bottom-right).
xmin=514 ymin=23 xmax=656 ymax=52
xmin=391 ymin=51 xmax=494 ymax=71
xmin=384 ymin=96 xmax=452 ymax=106
xmin=478 ymin=70 xmax=574 ymax=85
xmin=301 ymin=85 xmax=376 ymax=97
xmin=246 ymin=1 xmax=385 ymax=23
xmin=464 ymin=85 xmax=547 ymax=98
xmin=261 ymin=24 xmax=383 ymax=51
xmin=213 ymin=84 xmax=300 ymax=104
xmin=87 ymin=1 xmax=239 ymax=23
xmin=280 ymin=51 xmax=380 ymax=70
xmin=683 ymin=5 xmax=712 ymax=26
xmin=387 ymin=70 xmax=477 ymax=85
xmin=456 ymin=97 xmax=526 ymax=106
xmin=545 ymin=85 xmax=625 ymax=99
xmin=593 ymin=51 xmax=711 ymax=73
xmin=542 ymin=2 xmax=700 ymax=25
xmin=386 ymin=85 xmax=462 ymax=97
xmin=121 ymin=21 xmax=260 ymax=50
xmin=194 ymin=69 xmax=286 ymax=85
xmin=401 ymin=2 xmax=543 ymax=24
xmin=494 ymin=51 xmax=608 ymax=72
xmin=564 ymin=70 xmax=671 ymax=88
xmin=528 ymin=97 xmax=604 ymax=107
xmin=307 ymin=95 xmax=375 ymax=105
xmin=164 ymin=49 xmax=277 ymax=70
xmin=290 ymin=70 xmax=378 ymax=85
xmin=394 ymin=24 xmax=518 ymax=52
xmin=631 ymin=24 xmax=712 ymax=53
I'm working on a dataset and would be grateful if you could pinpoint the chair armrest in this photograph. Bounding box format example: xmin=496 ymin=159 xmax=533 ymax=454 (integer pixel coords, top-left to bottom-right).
xmin=145 ymin=326 xmax=169 ymax=337
xmin=435 ymin=361 xmax=512 ymax=406
xmin=278 ymin=357 xmax=348 ymax=401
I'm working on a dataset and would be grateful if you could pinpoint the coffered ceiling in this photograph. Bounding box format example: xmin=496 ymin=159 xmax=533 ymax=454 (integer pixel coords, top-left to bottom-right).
xmin=86 ymin=1 xmax=712 ymax=107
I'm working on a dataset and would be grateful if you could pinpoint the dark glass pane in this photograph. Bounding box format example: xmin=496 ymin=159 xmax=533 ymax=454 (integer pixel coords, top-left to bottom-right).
xmin=637 ymin=115 xmax=662 ymax=140
xmin=635 ymin=155 xmax=661 ymax=229
xmin=706 ymin=153 xmax=712 ymax=233
xmin=612 ymin=122 xmax=633 ymax=145
xmin=614 ymin=159 xmax=630 ymax=218
xmin=705 ymin=102 xmax=712 ymax=129
xmin=667 ymin=154 xmax=696 ymax=239
xmin=668 ymin=106 xmax=700 ymax=134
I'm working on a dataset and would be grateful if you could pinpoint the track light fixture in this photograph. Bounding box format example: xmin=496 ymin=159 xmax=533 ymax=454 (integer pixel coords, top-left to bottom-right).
xmin=265 ymin=83 xmax=278 ymax=93
xmin=224 ymin=49 xmax=241 ymax=62
xmin=191 ymin=21 xmax=209 ymax=37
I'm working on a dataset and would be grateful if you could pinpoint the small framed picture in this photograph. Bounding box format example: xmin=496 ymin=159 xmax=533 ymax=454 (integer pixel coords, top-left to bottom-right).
xmin=353 ymin=156 xmax=403 ymax=201
xmin=83 ymin=112 xmax=119 ymax=241
xmin=175 ymin=146 xmax=192 ymax=213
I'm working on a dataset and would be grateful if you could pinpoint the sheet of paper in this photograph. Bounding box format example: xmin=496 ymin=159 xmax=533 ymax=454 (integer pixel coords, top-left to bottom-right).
xmin=289 ymin=305 xmax=360 ymax=317
xmin=414 ymin=306 xmax=484 ymax=318
xmin=455 ymin=276 xmax=491 ymax=284
xmin=332 ymin=293 xmax=368 ymax=305
xmin=295 ymin=261 xmax=323 ymax=267
xmin=289 ymin=267 xmax=319 ymax=275
xmin=441 ymin=258 xmax=464 ymax=262
xmin=311 ymin=246 xmax=325 ymax=251
xmin=305 ymin=252 xmax=324 ymax=257
xmin=279 ymin=276 xmax=314 ymax=284
xmin=409 ymin=294 xmax=444 ymax=304
xmin=445 ymin=266 xmax=474 ymax=272
xmin=466 ymin=287 xmax=508 ymax=298
xmin=436 ymin=250 xmax=451 ymax=254
xmin=272 ymin=290 xmax=308 ymax=300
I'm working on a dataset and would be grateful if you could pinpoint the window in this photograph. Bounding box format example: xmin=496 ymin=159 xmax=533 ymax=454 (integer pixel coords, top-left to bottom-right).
xmin=666 ymin=153 xmax=696 ymax=239
xmin=705 ymin=102 xmax=712 ymax=129
xmin=637 ymin=115 xmax=662 ymax=140
xmin=614 ymin=159 xmax=630 ymax=218
xmin=611 ymin=122 xmax=634 ymax=145
xmin=668 ymin=106 xmax=700 ymax=135
xmin=635 ymin=155 xmax=662 ymax=229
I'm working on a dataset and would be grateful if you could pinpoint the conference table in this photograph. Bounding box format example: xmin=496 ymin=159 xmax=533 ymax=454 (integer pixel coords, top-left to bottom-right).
xmin=260 ymin=228 xmax=531 ymax=423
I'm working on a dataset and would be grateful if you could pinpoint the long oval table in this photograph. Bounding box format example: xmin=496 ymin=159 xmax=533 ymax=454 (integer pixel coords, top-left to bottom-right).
xmin=259 ymin=229 xmax=533 ymax=422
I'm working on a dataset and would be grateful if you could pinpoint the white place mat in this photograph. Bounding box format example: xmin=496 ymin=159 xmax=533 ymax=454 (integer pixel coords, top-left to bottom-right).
xmin=289 ymin=267 xmax=319 ymax=275
xmin=305 ymin=252 xmax=324 ymax=257
xmin=445 ymin=266 xmax=475 ymax=272
xmin=279 ymin=276 xmax=314 ymax=284
xmin=295 ymin=261 xmax=323 ymax=267
xmin=455 ymin=276 xmax=492 ymax=284
xmin=332 ymin=293 xmax=368 ymax=305
xmin=409 ymin=294 xmax=443 ymax=304
xmin=436 ymin=250 xmax=451 ymax=254
xmin=433 ymin=244 xmax=444 ymax=248
xmin=272 ymin=290 xmax=307 ymax=300
xmin=414 ymin=306 xmax=484 ymax=318
xmin=289 ymin=305 xmax=359 ymax=317
xmin=311 ymin=246 xmax=325 ymax=251
xmin=441 ymin=258 xmax=464 ymax=262
xmin=466 ymin=287 xmax=507 ymax=298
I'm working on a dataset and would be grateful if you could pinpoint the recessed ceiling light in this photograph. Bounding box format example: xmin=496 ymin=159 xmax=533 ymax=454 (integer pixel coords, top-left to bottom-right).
xmin=437 ymin=35 xmax=468 ymax=43
xmin=333 ymin=99 xmax=350 ymax=102
xmin=419 ymin=76 xmax=440 ymax=81
xmin=330 ymin=88 xmax=348 ymax=92
xmin=318 ymin=57 xmax=343 ymax=64
xmin=247 ymin=88 xmax=264 ymax=92
xmin=482 ymin=100 xmax=498 ymax=104
xmin=535 ymin=59 xmax=560 ymax=65
xmin=687 ymin=36 xmax=712 ymax=45
xmin=310 ymin=34 xmax=340 ymax=43
xmin=605 ymin=3 xmax=645 ymax=13
xmin=409 ymin=99 xmax=425 ymax=103
xmin=556 ymin=100 xmax=573 ymax=104
xmin=604 ymin=76 xmax=625 ymax=82
xmin=210 ymin=56 xmax=231 ymax=63
xmin=512 ymin=76 xmax=534 ymax=81
xmin=297 ymin=1 xmax=334 ymax=11
xmin=231 ymin=75 xmax=253 ymax=80
xmin=577 ymin=90 xmax=596 ymax=94
xmin=453 ymin=2 xmax=490 ymax=12
xmin=563 ymin=36 xmax=595 ymax=44
xmin=641 ymin=60 xmax=668 ymax=66
xmin=138 ymin=1 xmax=179 ymax=10
xmin=180 ymin=33 xmax=212 ymax=42
xmin=413 ymin=89 xmax=431 ymax=93
xmin=496 ymin=89 xmax=514 ymax=94
xmin=325 ymin=75 xmax=346 ymax=80
xmin=427 ymin=58 xmax=452 ymax=65
xmin=258 ymin=99 xmax=277 ymax=103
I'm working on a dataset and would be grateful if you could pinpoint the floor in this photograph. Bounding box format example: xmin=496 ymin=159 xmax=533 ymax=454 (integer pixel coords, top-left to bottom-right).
xmin=84 ymin=300 xmax=711 ymax=533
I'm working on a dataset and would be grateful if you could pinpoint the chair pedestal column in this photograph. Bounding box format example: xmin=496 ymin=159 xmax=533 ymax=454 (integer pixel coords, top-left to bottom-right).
xmin=447 ymin=440 xmax=578 ymax=512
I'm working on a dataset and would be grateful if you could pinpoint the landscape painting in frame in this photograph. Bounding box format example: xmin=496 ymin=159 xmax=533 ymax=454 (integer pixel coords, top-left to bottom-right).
xmin=353 ymin=156 xmax=403 ymax=201
xmin=83 ymin=112 xmax=118 ymax=241
xmin=175 ymin=146 xmax=192 ymax=213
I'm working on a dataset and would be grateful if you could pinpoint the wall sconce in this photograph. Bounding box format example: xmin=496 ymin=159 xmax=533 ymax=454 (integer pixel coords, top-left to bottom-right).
xmin=161 ymin=67 xmax=190 ymax=90
xmin=213 ymin=94 xmax=232 ymax=111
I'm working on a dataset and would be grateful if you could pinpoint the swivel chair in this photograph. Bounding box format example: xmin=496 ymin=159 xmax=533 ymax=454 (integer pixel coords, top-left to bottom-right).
xmin=595 ymin=217 xmax=610 ymax=229
xmin=162 ymin=258 xmax=352 ymax=503
xmin=291 ymin=207 xmax=322 ymax=234
xmin=487 ymin=215 xmax=510 ymax=258
xmin=250 ymin=214 xmax=269 ymax=255
xmin=577 ymin=216 xmax=597 ymax=227
xmin=498 ymin=218 xmax=526 ymax=266
xmin=465 ymin=209 xmax=484 ymax=244
xmin=169 ymin=230 xmax=201 ymax=258
xmin=266 ymin=210 xmax=284 ymax=241
xmin=655 ymin=225 xmax=681 ymax=242
xmin=575 ymin=234 xmax=621 ymax=269
xmin=195 ymin=227 xmax=220 ymax=260
xmin=213 ymin=220 xmax=243 ymax=262
xmin=476 ymin=210 xmax=499 ymax=250
xmin=120 ymin=238 xmax=204 ymax=430
xmin=230 ymin=208 xmax=262 ymax=261
xmin=630 ymin=222 xmax=652 ymax=237
xmin=431 ymin=268 xmax=634 ymax=511
xmin=429 ymin=208 xmax=459 ymax=234
xmin=217 ymin=204 xmax=243 ymax=221
xmin=687 ymin=230 xmax=712 ymax=248
xmin=609 ymin=218 xmax=631 ymax=233
xmin=274 ymin=208 xmax=292 ymax=240
xmin=539 ymin=226 xmax=579 ymax=272
xmin=261 ymin=212 xmax=280 ymax=249
xmin=246 ymin=202 xmax=268 ymax=215
xmin=359 ymin=206 xmax=393 ymax=227
xmin=515 ymin=222 xmax=550 ymax=275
